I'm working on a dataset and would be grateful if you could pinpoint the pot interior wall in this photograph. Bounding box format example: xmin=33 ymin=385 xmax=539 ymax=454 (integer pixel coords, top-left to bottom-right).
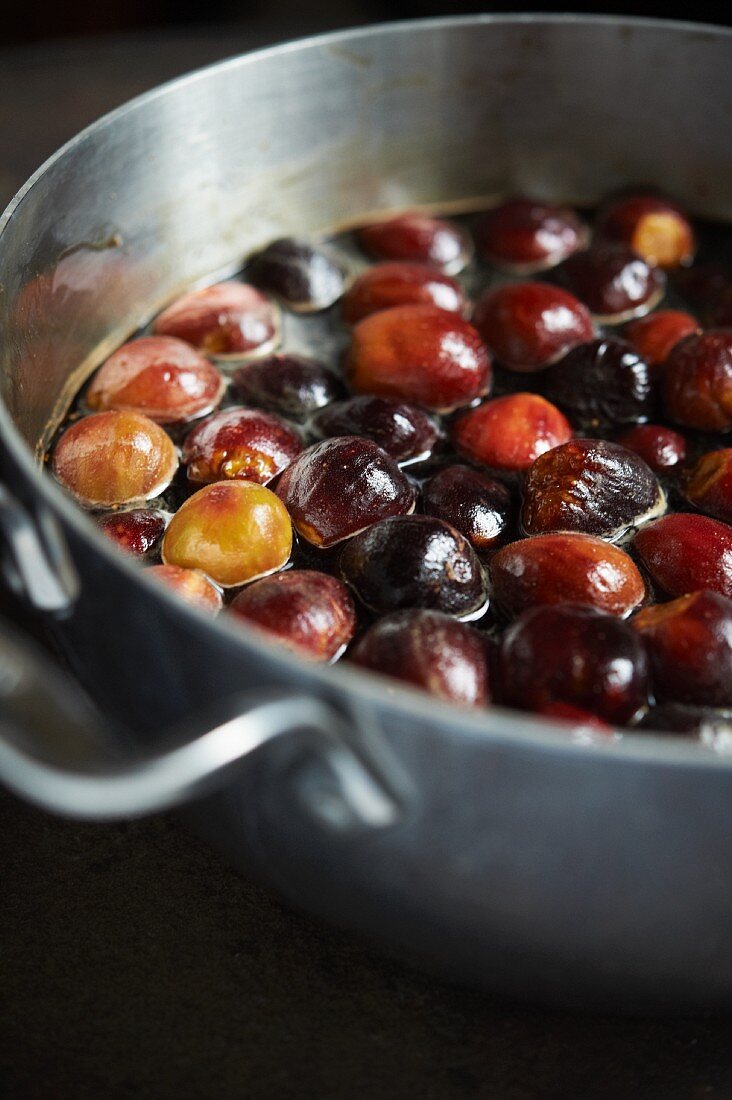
xmin=1 ymin=17 xmax=731 ymax=451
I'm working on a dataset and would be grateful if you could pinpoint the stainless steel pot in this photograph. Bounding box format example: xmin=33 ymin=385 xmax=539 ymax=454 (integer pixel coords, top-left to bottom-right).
xmin=1 ymin=15 xmax=731 ymax=1011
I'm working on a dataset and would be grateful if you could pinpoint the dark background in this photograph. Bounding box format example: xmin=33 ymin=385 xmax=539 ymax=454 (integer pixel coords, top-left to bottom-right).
xmin=3 ymin=0 xmax=731 ymax=45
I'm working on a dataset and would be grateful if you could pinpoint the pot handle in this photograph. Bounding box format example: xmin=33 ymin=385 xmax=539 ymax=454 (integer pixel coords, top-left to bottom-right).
xmin=0 ymin=617 xmax=400 ymax=829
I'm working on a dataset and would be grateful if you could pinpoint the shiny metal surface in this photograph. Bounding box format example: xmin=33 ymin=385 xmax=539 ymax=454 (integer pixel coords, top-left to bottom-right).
xmin=0 ymin=618 xmax=399 ymax=823
xmin=1 ymin=16 xmax=732 ymax=1009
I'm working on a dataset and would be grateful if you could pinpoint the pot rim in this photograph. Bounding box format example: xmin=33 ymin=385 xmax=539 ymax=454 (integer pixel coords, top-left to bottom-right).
xmin=2 ymin=12 xmax=731 ymax=770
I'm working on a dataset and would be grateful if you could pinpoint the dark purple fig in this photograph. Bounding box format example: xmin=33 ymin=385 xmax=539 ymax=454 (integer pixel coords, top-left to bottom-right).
xmin=232 ymin=353 xmax=346 ymax=422
xmin=498 ymin=603 xmax=649 ymax=724
xmin=422 ymin=465 xmax=513 ymax=550
xmin=247 ymin=238 xmax=345 ymax=312
xmin=350 ymin=609 xmax=490 ymax=705
xmin=555 ymin=244 xmax=665 ymax=323
xmin=311 ymin=395 xmax=438 ymax=464
xmin=340 ymin=514 xmax=488 ymax=618
xmin=545 ymin=338 xmax=653 ymax=428
xmin=276 ymin=436 xmax=415 ymax=548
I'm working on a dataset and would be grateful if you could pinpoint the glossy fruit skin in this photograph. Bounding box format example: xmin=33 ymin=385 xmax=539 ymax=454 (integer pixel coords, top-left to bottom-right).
xmin=356 ymin=213 xmax=472 ymax=274
xmin=152 ymin=281 xmax=279 ymax=359
xmin=545 ymin=338 xmax=653 ymax=428
xmin=52 ymin=410 xmax=178 ymax=508
xmin=682 ymin=449 xmax=732 ymax=523
xmin=276 ymin=436 xmax=415 ymax=548
xmin=632 ymin=590 xmax=732 ymax=707
xmin=596 ymin=196 xmax=696 ymax=269
xmin=229 ymin=570 xmax=356 ymax=661
xmin=498 ymin=603 xmax=649 ymax=724
xmin=624 ymin=310 xmax=699 ymax=371
xmin=451 ymin=393 xmax=572 ymax=472
xmin=97 ymin=508 xmax=166 ymax=556
xmin=87 ymin=336 xmax=225 ymax=424
xmin=522 ymin=439 xmax=663 ymax=540
xmin=662 ymin=331 xmax=732 ymax=431
xmin=472 ymin=282 xmax=593 ymax=372
xmin=615 ymin=424 xmax=687 ymax=474
xmin=231 ymin=353 xmax=346 ymax=422
xmin=341 ymin=262 xmax=466 ymax=323
xmin=162 ymin=480 xmax=292 ymax=588
xmin=422 ymin=465 xmax=513 ymax=550
xmin=340 ymin=515 xmax=488 ymax=618
xmin=246 ymin=238 xmax=344 ymax=312
xmin=633 ymin=513 xmax=732 ymax=599
xmin=346 ymin=304 xmax=491 ymax=412
xmin=181 ymin=406 xmax=302 ymax=485
xmin=555 ymin=244 xmax=665 ymax=322
xmin=310 ymin=396 xmax=438 ymax=464
xmin=146 ymin=564 xmax=222 ymax=614
xmin=491 ymin=533 xmax=645 ymax=618
xmin=474 ymin=198 xmax=588 ymax=272
xmin=350 ymin=609 xmax=490 ymax=706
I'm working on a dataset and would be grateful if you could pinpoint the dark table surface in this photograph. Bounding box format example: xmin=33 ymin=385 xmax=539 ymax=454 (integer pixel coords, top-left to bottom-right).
xmin=2 ymin=24 xmax=732 ymax=1099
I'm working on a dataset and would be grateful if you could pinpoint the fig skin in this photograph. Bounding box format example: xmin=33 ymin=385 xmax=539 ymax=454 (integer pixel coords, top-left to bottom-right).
xmin=633 ymin=513 xmax=732 ymax=599
xmin=341 ymin=262 xmax=466 ymax=323
xmin=632 ymin=590 xmax=732 ymax=707
xmin=87 ymin=335 xmax=225 ymax=424
xmin=350 ymin=609 xmax=491 ymax=706
xmin=247 ymin=238 xmax=344 ymax=312
xmin=356 ymin=213 xmax=472 ymax=274
xmin=340 ymin=514 xmax=488 ymax=619
xmin=596 ymin=195 xmax=696 ymax=269
xmin=544 ymin=338 xmax=653 ymax=429
xmin=615 ymin=424 xmax=687 ymax=474
xmin=451 ymin=393 xmax=572 ymax=472
xmin=310 ymin=396 xmax=438 ymax=465
xmin=276 ymin=436 xmax=416 ymax=549
xmin=146 ymin=564 xmax=222 ymax=614
xmin=498 ymin=602 xmax=649 ymax=725
xmin=521 ymin=439 xmax=664 ymax=541
xmin=52 ymin=410 xmax=178 ymax=508
xmin=229 ymin=570 xmax=356 ymax=661
xmin=422 ymin=465 xmax=513 ymax=550
xmin=474 ymin=198 xmax=588 ymax=273
xmin=491 ymin=533 xmax=645 ymax=619
xmin=682 ymin=449 xmax=732 ymax=523
xmin=554 ymin=244 xmax=665 ymax=323
xmin=662 ymin=331 xmax=732 ymax=432
xmin=232 ymin=354 xmax=346 ymax=422
xmin=346 ymin=304 xmax=492 ymax=413
xmin=473 ymin=282 xmax=593 ymax=372
xmin=153 ymin=281 xmax=279 ymax=359
xmin=624 ymin=310 xmax=699 ymax=372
